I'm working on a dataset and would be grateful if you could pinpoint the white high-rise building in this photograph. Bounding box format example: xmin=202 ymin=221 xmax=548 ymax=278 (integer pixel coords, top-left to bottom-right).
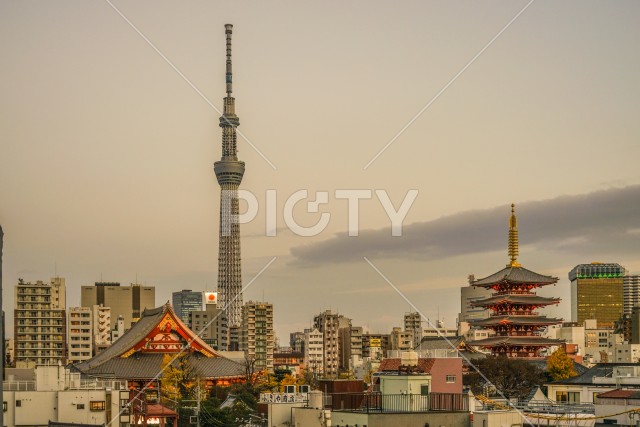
xmin=14 ymin=277 xmax=67 ymax=367
xmin=624 ymin=275 xmax=640 ymax=314
xmin=404 ymin=312 xmax=423 ymax=349
xmin=304 ymin=328 xmax=324 ymax=375
xmin=67 ymin=307 xmax=92 ymax=362
xmin=459 ymin=276 xmax=492 ymax=323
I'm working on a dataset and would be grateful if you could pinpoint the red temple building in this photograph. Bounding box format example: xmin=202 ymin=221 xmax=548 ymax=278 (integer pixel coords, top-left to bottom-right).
xmin=72 ymin=302 xmax=244 ymax=389
xmin=467 ymin=204 xmax=563 ymax=358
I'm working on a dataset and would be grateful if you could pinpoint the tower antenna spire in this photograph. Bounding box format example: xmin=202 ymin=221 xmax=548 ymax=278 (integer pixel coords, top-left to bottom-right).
xmin=225 ymin=24 xmax=233 ymax=96
xmin=507 ymin=203 xmax=521 ymax=268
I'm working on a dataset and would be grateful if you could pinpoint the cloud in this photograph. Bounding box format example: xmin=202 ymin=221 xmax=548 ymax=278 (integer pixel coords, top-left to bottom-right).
xmin=290 ymin=185 xmax=640 ymax=264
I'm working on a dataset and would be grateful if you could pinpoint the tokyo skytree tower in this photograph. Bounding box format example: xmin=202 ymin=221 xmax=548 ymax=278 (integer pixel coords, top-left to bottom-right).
xmin=214 ymin=24 xmax=245 ymax=328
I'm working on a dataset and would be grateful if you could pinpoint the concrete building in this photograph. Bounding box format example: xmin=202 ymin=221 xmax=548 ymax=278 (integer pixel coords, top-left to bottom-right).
xmin=91 ymin=305 xmax=111 ymax=355
xmin=569 ymin=262 xmax=626 ymax=327
xmin=240 ymin=301 xmax=275 ymax=373
xmin=624 ymin=274 xmax=640 ymax=315
xmin=404 ymin=312 xmax=423 ymax=349
xmin=338 ymin=325 xmax=363 ymax=373
xmin=290 ymin=331 xmax=305 ymax=354
xmin=458 ymin=275 xmax=492 ymax=323
xmin=67 ymin=307 xmax=92 ymax=363
xmin=313 ymin=310 xmax=351 ymax=377
xmin=14 ymin=277 xmax=67 ymax=367
xmin=390 ymin=327 xmax=414 ymax=351
xmin=110 ymin=314 xmax=125 ymax=343
xmin=81 ymin=282 xmax=155 ymax=331
xmin=2 ymin=365 xmax=128 ymax=427
xmin=188 ymin=302 xmax=227 ymax=350
xmin=362 ymin=333 xmax=390 ymax=360
xmin=304 ymin=328 xmax=323 ymax=376
xmin=171 ymin=289 xmax=203 ymax=324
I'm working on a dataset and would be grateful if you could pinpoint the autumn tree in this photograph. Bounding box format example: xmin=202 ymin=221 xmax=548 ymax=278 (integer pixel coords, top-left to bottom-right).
xmin=464 ymin=356 xmax=544 ymax=399
xmin=547 ymin=347 xmax=577 ymax=381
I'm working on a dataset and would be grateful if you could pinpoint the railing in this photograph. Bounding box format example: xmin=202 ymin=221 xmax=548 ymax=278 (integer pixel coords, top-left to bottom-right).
xmin=323 ymin=392 xmax=468 ymax=413
xmin=515 ymin=399 xmax=595 ymax=415
xmin=3 ymin=381 xmax=36 ymax=391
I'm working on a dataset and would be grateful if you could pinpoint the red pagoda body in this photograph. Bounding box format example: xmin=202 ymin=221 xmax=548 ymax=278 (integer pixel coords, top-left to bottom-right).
xmin=467 ymin=205 xmax=563 ymax=358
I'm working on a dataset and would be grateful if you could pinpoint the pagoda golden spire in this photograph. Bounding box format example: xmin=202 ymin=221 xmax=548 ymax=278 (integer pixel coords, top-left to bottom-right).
xmin=507 ymin=203 xmax=521 ymax=268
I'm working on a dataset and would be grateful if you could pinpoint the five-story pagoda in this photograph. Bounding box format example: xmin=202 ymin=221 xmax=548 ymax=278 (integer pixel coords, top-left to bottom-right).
xmin=467 ymin=204 xmax=563 ymax=358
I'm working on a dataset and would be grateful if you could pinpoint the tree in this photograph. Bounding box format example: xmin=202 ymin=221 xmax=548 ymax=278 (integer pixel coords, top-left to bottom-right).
xmin=464 ymin=356 xmax=544 ymax=399
xmin=547 ymin=347 xmax=577 ymax=381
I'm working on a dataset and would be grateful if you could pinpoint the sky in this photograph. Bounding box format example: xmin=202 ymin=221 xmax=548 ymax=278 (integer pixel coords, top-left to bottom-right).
xmin=1 ymin=1 xmax=639 ymax=343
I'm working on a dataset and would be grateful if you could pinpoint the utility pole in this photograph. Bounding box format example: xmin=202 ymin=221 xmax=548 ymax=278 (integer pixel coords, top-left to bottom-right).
xmin=196 ymin=381 xmax=201 ymax=427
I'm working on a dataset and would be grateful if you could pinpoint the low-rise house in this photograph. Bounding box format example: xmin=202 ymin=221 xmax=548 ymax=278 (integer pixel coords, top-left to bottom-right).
xmin=546 ymin=363 xmax=640 ymax=404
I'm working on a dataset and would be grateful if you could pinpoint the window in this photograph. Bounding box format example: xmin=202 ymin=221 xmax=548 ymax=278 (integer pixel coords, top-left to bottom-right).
xmin=556 ymin=391 xmax=580 ymax=403
xmin=16 ymin=400 xmax=21 ymax=407
xmin=420 ymin=385 xmax=430 ymax=396
xmin=77 ymin=404 xmax=85 ymax=410
xmin=446 ymin=375 xmax=456 ymax=383
xmin=90 ymin=401 xmax=106 ymax=411
xmin=3 ymin=402 xmax=7 ymax=412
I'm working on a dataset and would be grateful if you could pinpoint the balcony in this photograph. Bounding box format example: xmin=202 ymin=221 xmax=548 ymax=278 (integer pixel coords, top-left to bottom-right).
xmin=323 ymin=392 xmax=469 ymax=413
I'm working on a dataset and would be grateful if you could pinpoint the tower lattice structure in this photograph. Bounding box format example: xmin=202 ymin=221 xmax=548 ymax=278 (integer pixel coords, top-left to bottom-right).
xmin=467 ymin=204 xmax=563 ymax=358
xmin=214 ymin=24 xmax=245 ymax=328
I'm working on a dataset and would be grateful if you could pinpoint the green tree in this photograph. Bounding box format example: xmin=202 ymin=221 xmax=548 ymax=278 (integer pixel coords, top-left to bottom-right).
xmin=464 ymin=356 xmax=544 ymax=399
xmin=547 ymin=347 xmax=577 ymax=381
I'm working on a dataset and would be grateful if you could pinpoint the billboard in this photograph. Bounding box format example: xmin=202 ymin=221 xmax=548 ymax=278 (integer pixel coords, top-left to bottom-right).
xmin=369 ymin=338 xmax=381 ymax=347
xmin=204 ymin=292 xmax=218 ymax=305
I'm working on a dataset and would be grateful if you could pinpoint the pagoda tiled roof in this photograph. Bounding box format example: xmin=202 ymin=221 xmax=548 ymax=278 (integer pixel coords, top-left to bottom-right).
xmin=467 ymin=336 xmax=563 ymax=347
xmin=472 ymin=294 xmax=560 ymax=307
xmin=469 ymin=315 xmax=562 ymax=327
xmin=472 ymin=266 xmax=558 ymax=287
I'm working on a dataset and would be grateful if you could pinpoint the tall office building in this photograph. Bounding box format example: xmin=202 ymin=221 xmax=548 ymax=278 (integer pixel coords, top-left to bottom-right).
xmin=81 ymin=282 xmax=155 ymax=330
xmin=67 ymin=307 xmax=92 ymax=363
xmin=569 ymin=263 xmax=626 ymax=327
xmin=172 ymin=290 xmax=203 ymax=323
xmin=624 ymin=275 xmax=640 ymax=315
xmin=14 ymin=277 xmax=67 ymax=367
xmin=240 ymin=301 xmax=274 ymax=372
xmin=214 ymin=24 xmax=245 ymax=343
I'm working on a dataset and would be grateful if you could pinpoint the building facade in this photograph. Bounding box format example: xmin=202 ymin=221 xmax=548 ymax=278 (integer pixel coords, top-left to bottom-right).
xmin=81 ymin=282 xmax=155 ymax=331
xmin=188 ymin=303 xmax=227 ymax=350
xmin=624 ymin=275 xmax=640 ymax=315
xmin=14 ymin=277 xmax=67 ymax=367
xmin=304 ymin=328 xmax=324 ymax=376
xmin=390 ymin=327 xmax=414 ymax=351
xmin=91 ymin=305 xmax=111 ymax=355
xmin=459 ymin=278 xmax=492 ymax=323
xmin=569 ymin=263 xmax=625 ymax=328
xmin=67 ymin=307 xmax=92 ymax=363
xmin=171 ymin=290 xmax=203 ymax=324
xmin=313 ymin=310 xmax=351 ymax=377
xmin=404 ymin=312 xmax=423 ymax=349
xmin=240 ymin=301 xmax=275 ymax=372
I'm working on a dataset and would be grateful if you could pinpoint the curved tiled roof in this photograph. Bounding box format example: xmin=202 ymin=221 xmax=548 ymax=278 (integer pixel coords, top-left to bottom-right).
xmin=472 ymin=294 xmax=560 ymax=307
xmin=473 ymin=266 xmax=558 ymax=287
xmin=469 ymin=315 xmax=563 ymax=327
xmin=72 ymin=303 xmax=242 ymax=380
xmin=75 ymin=353 xmax=243 ymax=380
